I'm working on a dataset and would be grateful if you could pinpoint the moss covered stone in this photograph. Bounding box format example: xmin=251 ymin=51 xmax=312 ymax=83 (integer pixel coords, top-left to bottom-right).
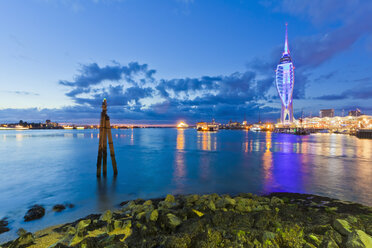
xmin=333 ymin=219 xmax=352 ymax=236
xmin=346 ymin=230 xmax=372 ymax=248
xmin=2 ymin=192 xmax=372 ymax=248
xmin=165 ymin=194 xmax=175 ymax=203
xmin=166 ymin=213 xmax=182 ymax=228
xmin=100 ymin=210 xmax=113 ymax=222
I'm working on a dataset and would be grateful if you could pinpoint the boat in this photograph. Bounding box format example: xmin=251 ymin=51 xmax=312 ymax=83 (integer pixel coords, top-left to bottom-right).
xmin=63 ymin=126 xmax=73 ymax=130
xmin=250 ymin=125 xmax=261 ymax=132
xmin=76 ymin=126 xmax=85 ymax=130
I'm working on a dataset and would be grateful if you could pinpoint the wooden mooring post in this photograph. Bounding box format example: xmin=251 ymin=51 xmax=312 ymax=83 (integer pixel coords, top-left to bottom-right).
xmin=96 ymin=99 xmax=118 ymax=177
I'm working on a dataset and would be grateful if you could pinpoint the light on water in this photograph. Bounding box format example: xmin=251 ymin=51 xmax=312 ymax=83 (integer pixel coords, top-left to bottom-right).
xmin=0 ymin=129 xmax=372 ymax=241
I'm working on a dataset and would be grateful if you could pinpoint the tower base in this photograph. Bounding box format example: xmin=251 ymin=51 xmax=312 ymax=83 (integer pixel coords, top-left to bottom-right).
xmin=281 ymin=102 xmax=293 ymax=124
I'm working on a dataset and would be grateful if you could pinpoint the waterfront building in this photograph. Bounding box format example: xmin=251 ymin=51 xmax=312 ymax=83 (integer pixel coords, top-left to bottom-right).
xmin=196 ymin=120 xmax=219 ymax=132
xmin=276 ymin=24 xmax=295 ymax=125
xmin=299 ymin=115 xmax=372 ymax=131
xmin=320 ymin=109 xmax=335 ymax=118
xmin=228 ymin=120 xmax=241 ymax=129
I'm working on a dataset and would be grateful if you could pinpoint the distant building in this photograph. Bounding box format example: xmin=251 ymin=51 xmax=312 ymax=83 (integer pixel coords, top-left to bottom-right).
xmin=196 ymin=119 xmax=219 ymax=131
xmin=320 ymin=109 xmax=335 ymax=118
xmin=45 ymin=119 xmax=59 ymax=128
xmin=349 ymin=109 xmax=362 ymax=117
xmin=228 ymin=120 xmax=241 ymax=129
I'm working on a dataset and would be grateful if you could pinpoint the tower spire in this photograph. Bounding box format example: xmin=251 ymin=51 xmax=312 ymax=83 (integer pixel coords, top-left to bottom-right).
xmin=284 ymin=23 xmax=289 ymax=54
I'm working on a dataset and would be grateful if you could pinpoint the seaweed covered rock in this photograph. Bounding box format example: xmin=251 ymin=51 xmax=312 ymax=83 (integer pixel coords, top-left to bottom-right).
xmin=2 ymin=193 xmax=372 ymax=248
xmin=215 ymin=196 xmax=236 ymax=209
xmin=235 ymin=198 xmax=254 ymax=212
xmin=146 ymin=209 xmax=158 ymax=222
xmin=166 ymin=213 xmax=182 ymax=228
xmin=8 ymin=228 xmax=34 ymax=248
xmin=0 ymin=218 xmax=10 ymax=234
xmin=275 ymin=225 xmax=306 ymax=247
xmin=333 ymin=218 xmax=352 ymax=236
xmin=346 ymin=230 xmax=372 ymax=248
xmin=165 ymin=194 xmax=176 ymax=203
xmin=100 ymin=210 xmax=113 ymax=222
xmin=52 ymin=204 xmax=66 ymax=212
xmin=24 ymin=205 xmax=45 ymax=221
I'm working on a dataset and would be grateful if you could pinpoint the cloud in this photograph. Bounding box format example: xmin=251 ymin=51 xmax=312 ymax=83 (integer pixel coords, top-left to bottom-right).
xmin=2 ymin=90 xmax=39 ymax=96
xmin=0 ymin=58 xmax=281 ymax=123
xmin=272 ymin=1 xmax=372 ymax=69
xmin=275 ymin=0 xmax=368 ymax=25
xmin=314 ymin=70 xmax=337 ymax=82
xmin=315 ymin=83 xmax=372 ymax=101
xmin=354 ymin=77 xmax=371 ymax=83
xmin=254 ymin=1 xmax=372 ymax=102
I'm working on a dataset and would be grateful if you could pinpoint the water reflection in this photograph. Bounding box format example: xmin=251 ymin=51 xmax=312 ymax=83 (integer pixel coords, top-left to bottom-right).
xmin=173 ymin=129 xmax=186 ymax=193
xmin=176 ymin=129 xmax=185 ymax=150
xmin=64 ymin=133 xmax=73 ymax=138
xmin=262 ymin=132 xmax=273 ymax=191
xmin=96 ymin=176 xmax=117 ymax=210
xmin=197 ymin=132 xmax=217 ymax=151
xmin=15 ymin=133 xmax=22 ymax=141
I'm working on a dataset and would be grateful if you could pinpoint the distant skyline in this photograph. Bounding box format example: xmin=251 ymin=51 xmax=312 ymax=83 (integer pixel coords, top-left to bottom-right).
xmin=1 ymin=0 xmax=372 ymax=124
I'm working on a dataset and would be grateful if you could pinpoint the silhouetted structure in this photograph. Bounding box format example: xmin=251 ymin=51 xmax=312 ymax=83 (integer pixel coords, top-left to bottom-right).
xmin=97 ymin=99 xmax=118 ymax=177
xmin=320 ymin=109 xmax=334 ymax=118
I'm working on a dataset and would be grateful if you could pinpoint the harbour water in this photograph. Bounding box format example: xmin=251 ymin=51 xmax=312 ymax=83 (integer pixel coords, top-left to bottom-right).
xmin=1 ymin=128 xmax=372 ymax=241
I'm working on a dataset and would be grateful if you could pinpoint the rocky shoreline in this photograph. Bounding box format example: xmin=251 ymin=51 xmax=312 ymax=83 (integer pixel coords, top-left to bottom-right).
xmin=1 ymin=192 xmax=372 ymax=248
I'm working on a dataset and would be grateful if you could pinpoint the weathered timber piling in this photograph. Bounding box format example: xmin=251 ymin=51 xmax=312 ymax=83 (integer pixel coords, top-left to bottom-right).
xmin=96 ymin=99 xmax=118 ymax=177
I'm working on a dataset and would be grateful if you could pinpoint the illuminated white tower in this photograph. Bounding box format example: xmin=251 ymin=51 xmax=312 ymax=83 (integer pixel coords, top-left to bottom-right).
xmin=276 ymin=23 xmax=294 ymax=124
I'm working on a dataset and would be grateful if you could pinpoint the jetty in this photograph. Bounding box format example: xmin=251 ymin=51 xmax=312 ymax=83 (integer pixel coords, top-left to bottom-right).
xmin=356 ymin=129 xmax=372 ymax=139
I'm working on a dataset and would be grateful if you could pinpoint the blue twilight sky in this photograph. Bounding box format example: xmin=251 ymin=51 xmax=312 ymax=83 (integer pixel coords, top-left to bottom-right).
xmin=0 ymin=0 xmax=372 ymax=124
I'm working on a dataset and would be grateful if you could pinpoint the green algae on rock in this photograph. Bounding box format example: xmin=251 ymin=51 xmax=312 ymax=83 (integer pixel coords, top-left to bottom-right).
xmin=1 ymin=192 xmax=372 ymax=248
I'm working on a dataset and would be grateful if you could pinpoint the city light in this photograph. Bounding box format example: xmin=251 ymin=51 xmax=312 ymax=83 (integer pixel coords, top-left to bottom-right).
xmin=177 ymin=121 xmax=189 ymax=128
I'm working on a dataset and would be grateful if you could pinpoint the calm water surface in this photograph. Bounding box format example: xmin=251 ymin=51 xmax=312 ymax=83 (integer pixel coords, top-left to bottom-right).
xmin=0 ymin=129 xmax=372 ymax=241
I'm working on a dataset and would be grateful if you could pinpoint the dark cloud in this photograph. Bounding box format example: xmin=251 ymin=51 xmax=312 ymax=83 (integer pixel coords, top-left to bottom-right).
xmin=315 ymin=83 xmax=372 ymax=101
xmin=54 ymin=60 xmax=280 ymax=123
xmin=354 ymin=77 xmax=371 ymax=83
xmin=314 ymin=71 xmax=337 ymax=82
xmin=314 ymin=94 xmax=347 ymax=101
xmin=0 ymin=61 xmax=279 ymax=123
xmin=277 ymin=0 xmax=370 ymax=25
xmin=273 ymin=1 xmax=372 ymax=69
xmin=259 ymin=1 xmax=372 ymax=101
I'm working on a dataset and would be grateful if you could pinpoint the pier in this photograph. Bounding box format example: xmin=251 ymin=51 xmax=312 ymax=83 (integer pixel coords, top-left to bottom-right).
xmin=356 ymin=129 xmax=372 ymax=139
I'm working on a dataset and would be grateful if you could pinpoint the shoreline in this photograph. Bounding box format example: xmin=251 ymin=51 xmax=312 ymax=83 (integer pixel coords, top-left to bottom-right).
xmin=1 ymin=192 xmax=372 ymax=247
